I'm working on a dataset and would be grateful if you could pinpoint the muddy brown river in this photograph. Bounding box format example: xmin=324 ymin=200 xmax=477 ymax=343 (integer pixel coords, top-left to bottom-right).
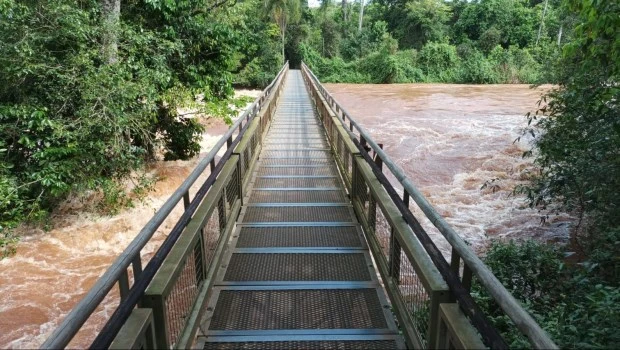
xmin=0 ymin=84 xmax=572 ymax=348
xmin=325 ymin=83 xmax=572 ymax=248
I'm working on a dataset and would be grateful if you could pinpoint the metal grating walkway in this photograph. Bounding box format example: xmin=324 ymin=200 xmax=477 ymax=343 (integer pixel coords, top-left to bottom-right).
xmin=198 ymin=71 xmax=404 ymax=349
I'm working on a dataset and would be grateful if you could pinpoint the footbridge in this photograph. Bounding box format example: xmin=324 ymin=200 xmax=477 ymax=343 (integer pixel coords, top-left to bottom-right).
xmin=42 ymin=63 xmax=557 ymax=349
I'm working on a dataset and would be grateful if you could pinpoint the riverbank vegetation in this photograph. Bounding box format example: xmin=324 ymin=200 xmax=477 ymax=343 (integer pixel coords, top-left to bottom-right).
xmin=479 ymin=0 xmax=619 ymax=347
xmin=297 ymin=0 xmax=567 ymax=84
xmin=0 ymin=0 xmax=283 ymax=255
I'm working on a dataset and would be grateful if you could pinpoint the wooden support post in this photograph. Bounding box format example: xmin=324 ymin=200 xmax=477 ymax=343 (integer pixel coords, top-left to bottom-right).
xmin=450 ymin=247 xmax=461 ymax=275
xmin=119 ymin=269 xmax=129 ymax=301
xmin=132 ymin=257 xmax=142 ymax=310
xmin=375 ymin=143 xmax=384 ymax=170
xmin=218 ymin=196 xmax=226 ymax=231
xmin=142 ymin=294 xmax=168 ymax=349
xmin=132 ymin=256 xmax=142 ymax=280
xmin=429 ymin=291 xmax=452 ymax=349
xmin=183 ymin=192 xmax=190 ymax=210
xmin=389 ymin=228 xmax=401 ymax=282
xmin=462 ymin=265 xmax=473 ymax=292
xmin=236 ymin=159 xmax=243 ymax=207
xmin=403 ymin=189 xmax=410 ymax=208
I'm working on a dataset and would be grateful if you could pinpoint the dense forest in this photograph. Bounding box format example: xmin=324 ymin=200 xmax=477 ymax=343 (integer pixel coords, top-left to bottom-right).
xmin=294 ymin=0 xmax=567 ymax=84
xmin=0 ymin=0 xmax=618 ymax=348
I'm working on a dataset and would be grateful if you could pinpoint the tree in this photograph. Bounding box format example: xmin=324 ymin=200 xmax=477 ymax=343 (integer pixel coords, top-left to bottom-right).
xmin=452 ymin=0 xmax=538 ymax=48
xmin=380 ymin=0 xmax=451 ymax=49
xmin=358 ymin=0 xmax=364 ymax=32
xmin=101 ymin=0 xmax=120 ymax=64
xmin=321 ymin=17 xmax=340 ymax=57
xmin=0 ymin=0 xmax=249 ymax=253
xmin=524 ymin=0 xmax=620 ymax=274
xmin=266 ymin=0 xmax=301 ymax=60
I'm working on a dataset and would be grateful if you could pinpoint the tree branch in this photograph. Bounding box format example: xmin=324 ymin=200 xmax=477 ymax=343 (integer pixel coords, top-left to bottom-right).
xmin=191 ymin=0 xmax=238 ymax=16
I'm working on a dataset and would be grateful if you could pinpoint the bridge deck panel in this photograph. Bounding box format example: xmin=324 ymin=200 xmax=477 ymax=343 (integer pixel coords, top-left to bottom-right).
xmin=208 ymin=289 xmax=389 ymax=330
xmin=223 ymin=253 xmax=372 ymax=282
xmin=249 ymin=189 xmax=347 ymax=203
xmin=203 ymin=339 xmax=401 ymax=350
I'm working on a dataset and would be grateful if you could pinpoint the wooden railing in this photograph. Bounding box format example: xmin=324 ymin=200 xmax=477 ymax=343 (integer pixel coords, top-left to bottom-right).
xmin=41 ymin=62 xmax=288 ymax=350
xmin=301 ymin=62 xmax=557 ymax=350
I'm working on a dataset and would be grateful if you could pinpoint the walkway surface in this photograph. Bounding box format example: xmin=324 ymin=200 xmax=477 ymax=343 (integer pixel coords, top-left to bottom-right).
xmin=197 ymin=70 xmax=404 ymax=349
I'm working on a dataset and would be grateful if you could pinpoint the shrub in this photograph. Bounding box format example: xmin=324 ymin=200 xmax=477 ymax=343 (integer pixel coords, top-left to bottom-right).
xmin=478 ymin=26 xmax=502 ymax=54
xmin=418 ymin=42 xmax=459 ymax=82
xmin=474 ymin=239 xmax=620 ymax=348
xmin=456 ymin=48 xmax=499 ymax=83
xmin=488 ymin=45 xmax=540 ymax=83
xmin=0 ymin=1 xmax=245 ymax=252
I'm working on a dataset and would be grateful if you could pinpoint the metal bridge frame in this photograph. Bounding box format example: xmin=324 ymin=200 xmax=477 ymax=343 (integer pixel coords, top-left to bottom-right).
xmin=41 ymin=62 xmax=557 ymax=350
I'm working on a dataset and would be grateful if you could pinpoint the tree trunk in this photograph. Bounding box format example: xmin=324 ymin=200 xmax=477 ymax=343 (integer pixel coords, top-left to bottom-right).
xmin=358 ymin=0 xmax=364 ymax=32
xmin=341 ymin=0 xmax=347 ymax=22
xmin=557 ymin=24 xmax=563 ymax=46
xmin=101 ymin=0 xmax=120 ymax=64
xmin=535 ymin=0 xmax=548 ymax=46
xmin=281 ymin=29 xmax=286 ymax=62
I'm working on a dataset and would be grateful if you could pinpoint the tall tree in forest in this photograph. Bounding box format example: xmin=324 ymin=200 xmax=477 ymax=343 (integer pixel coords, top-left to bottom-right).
xmin=358 ymin=0 xmax=364 ymax=32
xmin=266 ymin=0 xmax=301 ymax=60
xmin=525 ymin=0 xmax=620 ymax=274
xmin=100 ymin=0 xmax=120 ymax=64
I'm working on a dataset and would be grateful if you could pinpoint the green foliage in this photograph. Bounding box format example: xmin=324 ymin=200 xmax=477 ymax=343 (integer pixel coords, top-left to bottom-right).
xmin=452 ymin=0 xmax=539 ymax=48
xmin=232 ymin=0 xmax=283 ymax=87
xmin=418 ymin=42 xmax=459 ymax=82
xmin=456 ymin=47 xmax=499 ymax=83
xmin=304 ymin=39 xmax=544 ymax=84
xmin=522 ymin=0 xmax=620 ymax=283
xmin=265 ymin=0 xmax=302 ymax=61
xmin=299 ymin=0 xmax=565 ymax=84
xmin=0 ymin=0 xmax=250 ymax=252
xmin=320 ymin=17 xmax=340 ymax=58
xmin=474 ymin=240 xmax=620 ymax=348
xmin=487 ymin=45 xmax=541 ymax=83
xmin=478 ymin=26 xmax=502 ymax=54
xmin=481 ymin=240 xmax=564 ymax=304
xmin=397 ymin=0 xmax=452 ymax=49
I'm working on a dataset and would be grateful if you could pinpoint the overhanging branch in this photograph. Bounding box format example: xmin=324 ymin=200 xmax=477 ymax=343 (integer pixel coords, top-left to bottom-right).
xmin=191 ymin=0 xmax=238 ymax=16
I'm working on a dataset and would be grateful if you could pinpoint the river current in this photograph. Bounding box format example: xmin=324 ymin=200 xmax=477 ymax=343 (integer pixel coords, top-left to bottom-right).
xmin=0 ymin=84 xmax=572 ymax=348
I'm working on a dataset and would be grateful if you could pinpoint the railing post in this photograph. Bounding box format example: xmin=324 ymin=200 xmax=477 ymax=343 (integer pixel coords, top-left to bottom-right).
xmin=462 ymin=265 xmax=473 ymax=292
xmin=218 ymin=196 xmax=227 ymax=231
xmin=237 ymin=157 xmax=243 ymax=206
xmin=389 ymin=230 xmax=401 ymax=282
xmin=450 ymin=247 xmax=461 ymax=274
xmin=132 ymin=256 xmax=142 ymax=279
xmin=434 ymin=304 xmax=486 ymax=349
xmin=375 ymin=143 xmax=384 ymax=171
xmin=429 ymin=289 xmax=452 ymax=349
xmin=132 ymin=256 xmax=143 ymax=307
xmin=142 ymin=294 xmax=168 ymax=349
xmin=119 ymin=270 xmax=130 ymax=301
xmin=109 ymin=309 xmax=156 ymax=350
xmin=183 ymin=192 xmax=190 ymax=210
xmin=351 ymin=159 xmax=359 ymax=202
xmin=449 ymin=247 xmax=461 ymax=302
